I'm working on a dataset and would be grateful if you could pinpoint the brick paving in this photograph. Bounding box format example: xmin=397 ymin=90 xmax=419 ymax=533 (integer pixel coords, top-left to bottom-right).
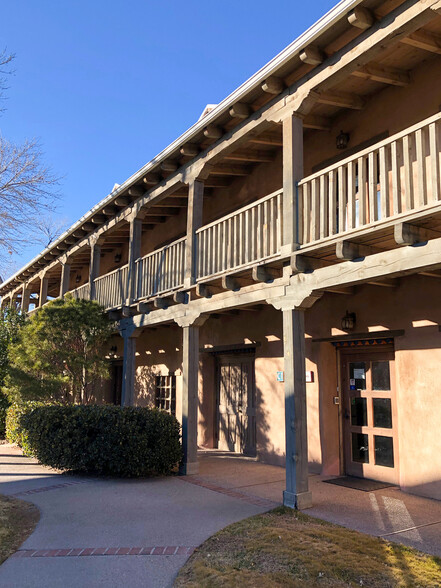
xmin=10 ymin=546 xmax=196 ymax=558
xmin=12 ymin=479 xmax=90 ymax=497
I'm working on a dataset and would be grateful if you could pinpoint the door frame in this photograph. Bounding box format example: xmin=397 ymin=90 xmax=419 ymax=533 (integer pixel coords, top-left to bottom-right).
xmin=337 ymin=344 xmax=399 ymax=483
xmin=215 ymin=351 xmax=256 ymax=456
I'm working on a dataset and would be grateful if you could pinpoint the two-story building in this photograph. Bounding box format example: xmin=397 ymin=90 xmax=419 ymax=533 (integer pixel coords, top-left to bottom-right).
xmin=2 ymin=0 xmax=441 ymax=508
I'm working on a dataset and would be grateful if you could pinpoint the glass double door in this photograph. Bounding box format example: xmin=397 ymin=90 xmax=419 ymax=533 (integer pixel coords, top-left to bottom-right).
xmin=341 ymin=348 xmax=398 ymax=484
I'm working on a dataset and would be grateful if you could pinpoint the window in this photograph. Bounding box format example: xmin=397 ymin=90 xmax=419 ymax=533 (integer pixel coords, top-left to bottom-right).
xmin=155 ymin=375 xmax=176 ymax=415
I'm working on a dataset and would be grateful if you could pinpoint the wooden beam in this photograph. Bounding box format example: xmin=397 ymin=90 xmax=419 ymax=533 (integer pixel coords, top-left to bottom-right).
xmin=155 ymin=197 xmax=188 ymax=207
xmin=209 ymin=164 xmax=250 ymax=176
xmin=173 ymin=291 xmax=188 ymax=304
xmin=401 ymin=29 xmax=441 ymax=54
xmin=143 ymin=207 xmax=179 ymax=216
xmin=221 ymin=275 xmax=241 ymax=291
xmin=224 ymin=150 xmax=274 ymax=163
xmin=249 ymin=134 xmax=283 ymax=147
xmin=352 ymin=63 xmax=410 ymax=86
xmin=303 ymin=115 xmax=331 ymax=131
xmin=102 ymin=206 xmax=118 ymax=216
xmin=261 ymin=76 xmax=284 ymax=94
xmin=367 ymin=278 xmax=400 ymax=287
xmin=252 ymin=265 xmax=281 ymax=283
xmin=91 ymin=214 xmax=106 ymax=224
xmin=290 ymin=254 xmax=331 ymax=274
xmin=299 ymin=45 xmax=324 ymax=65
xmin=203 ymin=125 xmax=223 ymax=140
xmin=196 ymin=283 xmax=213 ymax=298
xmin=394 ymin=222 xmax=439 ymax=245
xmin=204 ymin=177 xmax=231 ymax=188
xmin=81 ymin=223 xmax=95 ymax=232
xmin=152 ymin=297 xmax=168 ymax=310
xmin=229 ymin=103 xmax=250 ymax=119
xmin=180 ymin=143 xmax=199 ymax=157
xmin=348 ymin=7 xmax=374 ymax=29
xmin=114 ymin=196 xmax=131 ymax=207
xmin=325 ymin=286 xmax=355 ymax=295
xmin=317 ymin=91 xmax=365 ymax=110
xmin=143 ymin=174 xmax=160 ymax=186
xmin=336 ymin=240 xmax=379 ymax=260
xmin=137 ymin=301 xmax=151 ymax=314
xmin=128 ymin=187 xmax=144 ymax=198
xmin=161 ymin=160 xmax=178 ymax=173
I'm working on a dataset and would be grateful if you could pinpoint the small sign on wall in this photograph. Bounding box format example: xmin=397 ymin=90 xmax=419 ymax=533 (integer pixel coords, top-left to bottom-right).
xmin=306 ymin=371 xmax=314 ymax=383
xmin=276 ymin=371 xmax=284 ymax=382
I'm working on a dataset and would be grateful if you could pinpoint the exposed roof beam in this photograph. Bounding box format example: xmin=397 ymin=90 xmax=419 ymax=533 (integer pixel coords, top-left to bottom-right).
xmin=143 ymin=174 xmax=161 ymax=186
xmin=299 ymin=45 xmax=324 ymax=65
xmin=180 ymin=143 xmax=199 ymax=157
xmin=303 ymin=115 xmax=331 ymax=131
xmin=352 ymin=62 xmax=410 ymax=86
xmin=249 ymin=134 xmax=283 ymax=147
xmin=160 ymin=160 xmax=178 ymax=173
xmin=261 ymin=76 xmax=284 ymax=94
xmin=401 ymin=29 xmax=441 ymax=54
xmin=203 ymin=125 xmax=223 ymax=140
xmin=316 ymin=91 xmax=365 ymax=110
xmin=229 ymin=103 xmax=251 ymax=119
xmin=348 ymin=7 xmax=374 ymax=29
xmin=209 ymin=164 xmax=250 ymax=176
xmin=224 ymin=150 xmax=274 ymax=163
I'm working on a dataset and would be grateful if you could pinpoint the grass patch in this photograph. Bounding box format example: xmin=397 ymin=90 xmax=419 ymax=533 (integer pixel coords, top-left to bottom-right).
xmin=0 ymin=494 xmax=39 ymax=565
xmin=175 ymin=507 xmax=441 ymax=587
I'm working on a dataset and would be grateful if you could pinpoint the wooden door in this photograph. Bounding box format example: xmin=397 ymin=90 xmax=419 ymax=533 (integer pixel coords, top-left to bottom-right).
xmin=217 ymin=354 xmax=256 ymax=456
xmin=341 ymin=348 xmax=399 ymax=484
xmin=111 ymin=362 xmax=123 ymax=406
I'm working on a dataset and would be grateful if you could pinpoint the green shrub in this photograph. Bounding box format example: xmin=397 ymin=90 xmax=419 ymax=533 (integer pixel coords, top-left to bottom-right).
xmin=21 ymin=405 xmax=182 ymax=477
xmin=0 ymin=392 xmax=10 ymax=438
xmin=6 ymin=401 xmax=47 ymax=450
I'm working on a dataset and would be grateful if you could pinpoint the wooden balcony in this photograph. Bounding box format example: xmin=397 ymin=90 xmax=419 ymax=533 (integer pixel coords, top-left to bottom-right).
xmin=94 ymin=265 xmax=128 ymax=310
xmin=70 ymin=283 xmax=90 ymax=301
xmin=136 ymin=237 xmax=185 ymax=299
xmin=298 ymin=112 xmax=441 ymax=252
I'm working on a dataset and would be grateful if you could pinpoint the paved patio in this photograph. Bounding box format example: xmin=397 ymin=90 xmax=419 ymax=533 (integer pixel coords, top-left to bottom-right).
xmin=1 ymin=444 xmax=441 ymax=587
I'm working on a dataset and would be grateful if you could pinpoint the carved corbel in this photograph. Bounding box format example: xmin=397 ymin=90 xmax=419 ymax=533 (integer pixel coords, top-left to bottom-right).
xmin=173 ymin=312 xmax=209 ymax=329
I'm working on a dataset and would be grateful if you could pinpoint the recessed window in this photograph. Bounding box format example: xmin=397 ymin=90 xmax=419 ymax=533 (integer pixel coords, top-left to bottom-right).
xmin=155 ymin=375 xmax=176 ymax=416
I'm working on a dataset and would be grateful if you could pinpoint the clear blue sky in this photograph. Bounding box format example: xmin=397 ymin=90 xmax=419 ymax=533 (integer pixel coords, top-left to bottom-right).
xmin=1 ymin=0 xmax=336 ymax=273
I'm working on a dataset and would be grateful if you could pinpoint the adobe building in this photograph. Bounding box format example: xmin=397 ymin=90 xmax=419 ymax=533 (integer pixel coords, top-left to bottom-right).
xmin=2 ymin=0 xmax=441 ymax=508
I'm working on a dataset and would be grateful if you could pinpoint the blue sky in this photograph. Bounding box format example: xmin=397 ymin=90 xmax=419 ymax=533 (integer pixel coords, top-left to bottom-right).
xmin=1 ymin=0 xmax=336 ymax=273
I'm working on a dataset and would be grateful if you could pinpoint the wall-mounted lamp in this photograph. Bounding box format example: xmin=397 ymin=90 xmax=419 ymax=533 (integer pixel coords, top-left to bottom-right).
xmin=75 ymin=274 xmax=81 ymax=284
xmin=336 ymin=130 xmax=350 ymax=150
xmin=114 ymin=253 xmax=122 ymax=263
xmin=341 ymin=311 xmax=356 ymax=331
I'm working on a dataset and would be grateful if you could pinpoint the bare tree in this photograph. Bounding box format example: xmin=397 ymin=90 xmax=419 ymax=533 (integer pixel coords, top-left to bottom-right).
xmin=34 ymin=214 xmax=70 ymax=249
xmin=0 ymin=49 xmax=62 ymax=278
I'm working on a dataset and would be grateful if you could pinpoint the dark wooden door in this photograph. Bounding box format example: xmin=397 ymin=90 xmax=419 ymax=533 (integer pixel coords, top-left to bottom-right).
xmin=341 ymin=347 xmax=398 ymax=484
xmin=216 ymin=354 xmax=256 ymax=456
xmin=111 ymin=363 xmax=123 ymax=406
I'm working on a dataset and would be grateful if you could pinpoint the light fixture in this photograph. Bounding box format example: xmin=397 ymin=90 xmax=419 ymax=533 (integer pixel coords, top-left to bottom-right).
xmin=114 ymin=253 xmax=122 ymax=263
xmin=75 ymin=274 xmax=81 ymax=284
xmin=341 ymin=311 xmax=356 ymax=331
xmin=336 ymin=130 xmax=350 ymax=150
xmin=110 ymin=345 xmax=117 ymax=353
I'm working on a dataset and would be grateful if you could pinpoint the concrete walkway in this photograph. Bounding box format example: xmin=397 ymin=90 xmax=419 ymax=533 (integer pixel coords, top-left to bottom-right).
xmin=2 ymin=446 xmax=441 ymax=587
xmin=0 ymin=445 xmax=274 ymax=588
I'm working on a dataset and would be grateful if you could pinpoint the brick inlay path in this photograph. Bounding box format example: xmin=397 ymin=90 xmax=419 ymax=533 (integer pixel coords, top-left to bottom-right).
xmin=10 ymin=546 xmax=196 ymax=558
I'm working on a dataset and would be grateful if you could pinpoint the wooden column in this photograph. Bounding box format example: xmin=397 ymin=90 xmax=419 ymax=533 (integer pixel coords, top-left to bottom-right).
xmin=282 ymin=307 xmax=312 ymax=509
xmin=21 ymin=286 xmax=31 ymax=313
xmin=127 ymin=215 xmax=142 ymax=304
xmin=39 ymin=275 xmax=48 ymax=307
xmin=282 ymin=113 xmax=303 ymax=254
xmin=120 ymin=324 xmax=139 ymax=407
xmin=180 ymin=323 xmax=200 ymax=474
xmin=89 ymin=242 xmax=101 ymax=300
xmin=60 ymin=262 xmax=71 ymax=297
xmin=184 ymin=180 xmax=204 ymax=288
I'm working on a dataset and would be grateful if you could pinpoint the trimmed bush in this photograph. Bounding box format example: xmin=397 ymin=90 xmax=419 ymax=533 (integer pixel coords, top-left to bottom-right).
xmin=21 ymin=405 xmax=182 ymax=477
xmin=5 ymin=401 xmax=46 ymax=450
xmin=0 ymin=393 xmax=10 ymax=438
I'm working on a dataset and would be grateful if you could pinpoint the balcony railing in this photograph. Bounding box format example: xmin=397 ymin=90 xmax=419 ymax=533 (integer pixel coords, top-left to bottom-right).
xmin=136 ymin=236 xmax=186 ymax=300
xmin=70 ymin=283 xmax=90 ymax=301
xmin=196 ymin=189 xmax=283 ymax=280
xmin=94 ymin=264 xmax=128 ymax=309
xmin=298 ymin=112 xmax=441 ymax=245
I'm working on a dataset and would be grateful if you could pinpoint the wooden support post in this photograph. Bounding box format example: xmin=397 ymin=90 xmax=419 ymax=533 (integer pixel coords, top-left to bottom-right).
xmin=39 ymin=275 xmax=48 ymax=307
xmin=184 ymin=180 xmax=204 ymax=288
xmin=282 ymin=113 xmax=303 ymax=254
xmin=282 ymin=308 xmax=312 ymax=510
xmin=120 ymin=325 xmax=140 ymax=407
xmin=21 ymin=286 xmax=31 ymax=313
xmin=127 ymin=216 xmax=142 ymax=304
xmin=60 ymin=261 xmax=71 ymax=297
xmin=89 ymin=242 xmax=101 ymax=300
xmin=180 ymin=325 xmax=200 ymax=475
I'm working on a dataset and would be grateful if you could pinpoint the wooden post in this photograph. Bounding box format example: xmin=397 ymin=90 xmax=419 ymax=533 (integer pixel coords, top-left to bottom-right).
xmin=282 ymin=113 xmax=303 ymax=254
xmin=39 ymin=275 xmax=48 ymax=307
xmin=184 ymin=180 xmax=204 ymax=288
xmin=120 ymin=324 xmax=139 ymax=407
xmin=21 ymin=286 xmax=31 ymax=313
xmin=127 ymin=215 xmax=142 ymax=304
xmin=89 ymin=242 xmax=101 ymax=300
xmin=282 ymin=307 xmax=312 ymax=509
xmin=60 ymin=261 xmax=71 ymax=297
xmin=180 ymin=323 xmax=201 ymax=474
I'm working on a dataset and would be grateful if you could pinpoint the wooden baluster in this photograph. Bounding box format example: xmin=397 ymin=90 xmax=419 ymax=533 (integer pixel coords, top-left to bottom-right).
xmin=277 ymin=191 xmax=283 ymax=250
xmin=310 ymin=178 xmax=319 ymax=242
xmin=379 ymin=145 xmax=390 ymax=219
xmin=403 ymin=133 xmax=414 ymax=212
xmin=368 ymin=151 xmax=377 ymax=223
xmin=391 ymin=140 xmax=401 ymax=215
xmin=415 ymin=128 xmax=427 ymax=208
xmin=358 ymin=157 xmax=366 ymax=226
xmin=347 ymin=161 xmax=356 ymax=230
xmin=257 ymin=203 xmax=263 ymax=261
xmin=319 ymin=175 xmax=329 ymax=238
xmin=429 ymin=122 xmax=440 ymax=202
xmin=329 ymin=171 xmax=337 ymax=235
xmin=303 ymin=182 xmax=310 ymax=244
